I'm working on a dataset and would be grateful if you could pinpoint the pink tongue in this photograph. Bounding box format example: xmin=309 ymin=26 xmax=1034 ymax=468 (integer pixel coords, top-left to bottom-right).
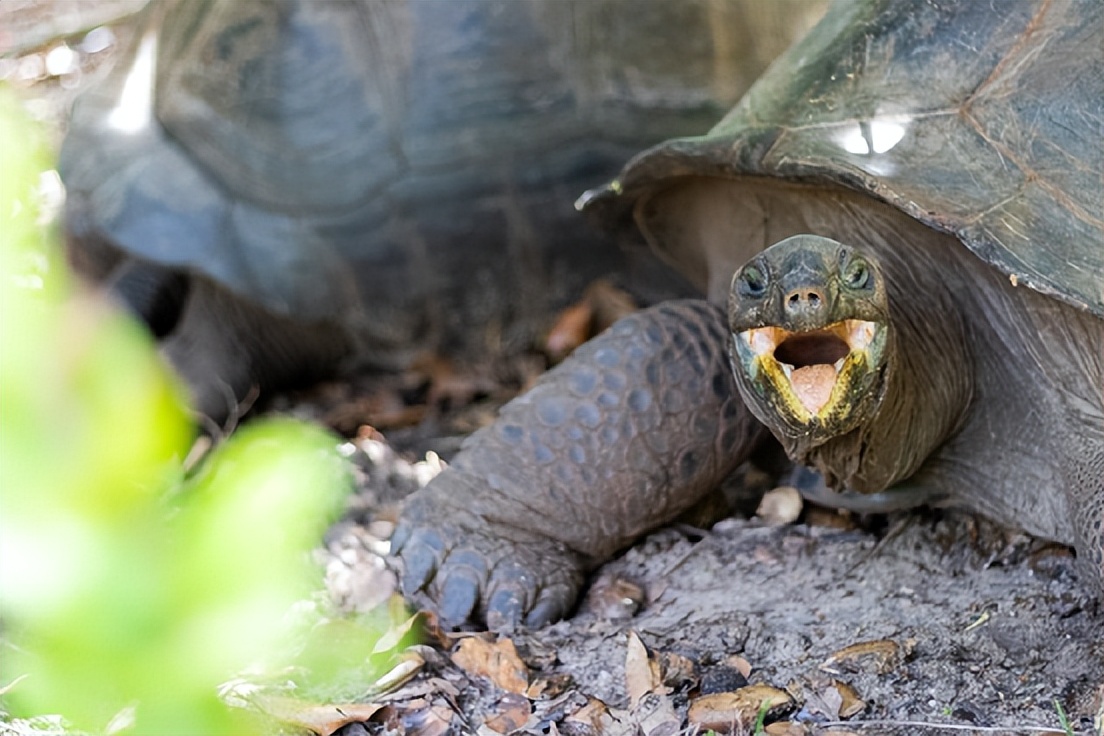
xmin=790 ymin=364 xmax=837 ymax=414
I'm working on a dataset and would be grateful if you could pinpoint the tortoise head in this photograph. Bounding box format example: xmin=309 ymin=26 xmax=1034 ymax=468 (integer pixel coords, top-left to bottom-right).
xmin=728 ymin=235 xmax=891 ymax=445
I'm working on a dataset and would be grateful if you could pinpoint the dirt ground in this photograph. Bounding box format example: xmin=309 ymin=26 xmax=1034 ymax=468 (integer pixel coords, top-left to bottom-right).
xmin=6 ymin=2 xmax=1102 ymax=734
xmin=308 ymin=415 xmax=1103 ymax=736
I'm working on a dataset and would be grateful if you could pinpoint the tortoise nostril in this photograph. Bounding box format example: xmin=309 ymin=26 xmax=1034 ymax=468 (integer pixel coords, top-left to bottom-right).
xmin=787 ymin=288 xmax=824 ymax=307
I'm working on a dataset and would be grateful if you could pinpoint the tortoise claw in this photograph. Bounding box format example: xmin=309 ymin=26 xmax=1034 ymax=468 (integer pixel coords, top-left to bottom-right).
xmin=524 ymin=597 xmax=566 ymax=629
xmin=437 ymin=569 xmax=483 ymax=629
xmin=392 ymin=523 xmax=443 ymax=597
xmin=485 ymin=589 xmax=525 ymax=632
xmin=393 ymin=489 xmax=585 ymax=631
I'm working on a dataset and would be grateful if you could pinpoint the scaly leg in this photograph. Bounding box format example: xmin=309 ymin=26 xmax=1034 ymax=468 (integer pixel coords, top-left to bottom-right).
xmin=393 ymin=300 xmax=766 ymax=629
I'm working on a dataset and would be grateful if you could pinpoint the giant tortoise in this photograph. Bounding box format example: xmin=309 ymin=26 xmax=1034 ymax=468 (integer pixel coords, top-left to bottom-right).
xmin=393 ymin=0 xmax=1104 ymax=630
xmin=59 ymin=0 xmax=824 ymax=420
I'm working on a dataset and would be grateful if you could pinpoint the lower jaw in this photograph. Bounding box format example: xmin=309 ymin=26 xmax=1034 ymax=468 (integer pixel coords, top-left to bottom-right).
xmin=740 ymin=352 xmax=885 ymax=441
xmin=733 ymin=320 xmax=888 ymax=436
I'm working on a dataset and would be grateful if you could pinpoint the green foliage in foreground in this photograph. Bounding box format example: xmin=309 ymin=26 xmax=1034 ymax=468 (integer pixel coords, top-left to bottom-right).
xmin=0 ymin=86 xmax=355 ymax=734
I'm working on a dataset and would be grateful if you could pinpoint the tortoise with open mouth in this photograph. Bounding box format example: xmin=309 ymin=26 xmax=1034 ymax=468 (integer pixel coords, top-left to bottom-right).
xmin=393 ymin=0 xmax=1103 ymax=629
xmin=729 ymin=236 xmax=890 ymax=447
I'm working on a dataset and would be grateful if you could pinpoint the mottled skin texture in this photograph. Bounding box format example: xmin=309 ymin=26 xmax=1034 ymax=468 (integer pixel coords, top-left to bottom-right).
xmin=395 ymin=301 xmax=764 ymax=628
xmin=393 ymin=184 xmax=1104 ymax=630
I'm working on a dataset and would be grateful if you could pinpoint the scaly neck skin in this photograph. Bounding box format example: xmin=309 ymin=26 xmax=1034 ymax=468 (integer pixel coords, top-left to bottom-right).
xmin=792 ymin=249 xmax=976 ymax=493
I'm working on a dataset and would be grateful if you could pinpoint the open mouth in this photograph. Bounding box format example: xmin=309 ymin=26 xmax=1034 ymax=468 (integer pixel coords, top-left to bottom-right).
xmin=736 ymin=319 xmax=883 ymax=421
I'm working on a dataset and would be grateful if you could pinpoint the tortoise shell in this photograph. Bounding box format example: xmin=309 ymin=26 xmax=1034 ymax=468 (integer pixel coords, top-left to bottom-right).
xmin=581 ymin=0 xmax=1104 ymax=317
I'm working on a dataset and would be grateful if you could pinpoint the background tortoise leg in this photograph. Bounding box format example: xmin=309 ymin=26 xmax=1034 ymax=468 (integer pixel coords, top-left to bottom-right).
xmin=393 ymin=300 xmax=767 ymax=630
xmin=106 ymin=258 xmax=191 ymax=339
xmin=160 ymin=278 xmax=351 ymax=424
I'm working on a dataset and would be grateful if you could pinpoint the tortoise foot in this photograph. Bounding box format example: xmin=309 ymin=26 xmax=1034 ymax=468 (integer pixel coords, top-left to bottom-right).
xmin=393 ymin=486 xmax=585 ymax=630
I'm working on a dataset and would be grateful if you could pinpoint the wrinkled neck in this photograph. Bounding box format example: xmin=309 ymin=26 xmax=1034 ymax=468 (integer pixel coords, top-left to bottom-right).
xmin=796 ymin=223 xmax=975 ymax=492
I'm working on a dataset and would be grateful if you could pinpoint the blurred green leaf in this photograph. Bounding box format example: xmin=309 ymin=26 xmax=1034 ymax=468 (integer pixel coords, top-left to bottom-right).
xmin=0 ymin=85 xmax=359 ymax=735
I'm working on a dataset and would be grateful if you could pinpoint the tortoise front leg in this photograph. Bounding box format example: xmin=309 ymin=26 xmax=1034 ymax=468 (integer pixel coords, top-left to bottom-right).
xmin=392 ymin=300 xmax=766 ymax=630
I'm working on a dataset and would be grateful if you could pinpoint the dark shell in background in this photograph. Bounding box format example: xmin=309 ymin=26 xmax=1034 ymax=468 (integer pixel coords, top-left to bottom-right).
xmin=582 ymin=0 xmax=1103 ymax=317
xmin=60 ymin=0 xmax=827 ymax=360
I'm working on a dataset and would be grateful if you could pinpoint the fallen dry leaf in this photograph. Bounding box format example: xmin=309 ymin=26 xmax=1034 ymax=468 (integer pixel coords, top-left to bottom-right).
xmin=797 ymin=677 xmax=867 ymax=723
xmin=325 ymin=388 xmax=427 ymax=434
xmin=687 ymin=685 xmax=793 ymax=734
xmin=484 ymin=692 xmax=532 ymax=733
xmin=416 ymin=610 xmax=452 ymax=649
xmin=573 ymin=702 xmax=639 ymax=736
xmin=367 ymin=704 xmax=400 ymax=732
xmin=630 ymin=691 xmax=680 ymax=735
xmin=364 ymin=651 xmax=425 ymax=698
xmin=657 ymin=650 xmax=698 ymax=689
xmin=820 ymin=639 xmax=904 ymax=675
xmin=400 ymin=701 xmax=455 ymax=736
xmin=796 ymin=679 xmax=841 ymax=722
xmin=803 ymin=505 xmax=858 ymax=530
xmin=526 ymin=673 xmax=573 ymax=700
xmin=450 ymin=636 xmax=530 ymax=694
xmin=765 ymin=721 xmax=809 ymax=735
xmin=564 ymin=696 xmax=612 ymax=731
xmin=757 ymin=485 xmax=803 ymax=525
xmin=544 ymin=279 xmax=637 ymax=361
xmin=832 ymin=679 xmax=866 ymax=718
xmin=374 ymin=675 xmax=458 ymax=704
xmin=585 ymin=279 xmax=636 ymax=325
xmin=625 ymin=631 xmax=665 ymax=708
xmin=727 ymin=655 xmax=753 ymax=680
xmin=544 ymin=302 xmax=593 ymax=362
xmin=372 ymin=608 xmax=425 ymax=655
xmin=416 ymin=353 xmax=492 ymax=409
xmin=251 ymin=695 xmax=385 ymax=736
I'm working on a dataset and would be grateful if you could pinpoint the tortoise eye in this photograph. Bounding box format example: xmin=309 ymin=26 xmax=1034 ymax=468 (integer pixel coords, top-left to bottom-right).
xmin=842 ymin=257 xmax=870 ymax=290
xmin=738 ymin=265 xmax=767 ymax=297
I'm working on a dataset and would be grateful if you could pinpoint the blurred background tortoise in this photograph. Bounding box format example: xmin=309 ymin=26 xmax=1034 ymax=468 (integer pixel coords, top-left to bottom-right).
xmin=58 ymin=0 xmax=826 ymax=421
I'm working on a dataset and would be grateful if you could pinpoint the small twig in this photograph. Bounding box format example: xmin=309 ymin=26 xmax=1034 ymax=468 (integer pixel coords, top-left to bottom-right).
xmin=182 ymin=434 xmax=213 ymax=473
xmin=220 ymin=383 xmax=260 ymax=437
xmin=844 ymin=513 xmax=914 ymax=577
xmin=0 ymin=673 xmax=29 ymax=696
xmin=184 ymin=384 xmax=260 ymax=472
xmin=660 ymin=528 xmax=714 ymax=578
xmin=817 ymin=719 xmax=1068 ymax=734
